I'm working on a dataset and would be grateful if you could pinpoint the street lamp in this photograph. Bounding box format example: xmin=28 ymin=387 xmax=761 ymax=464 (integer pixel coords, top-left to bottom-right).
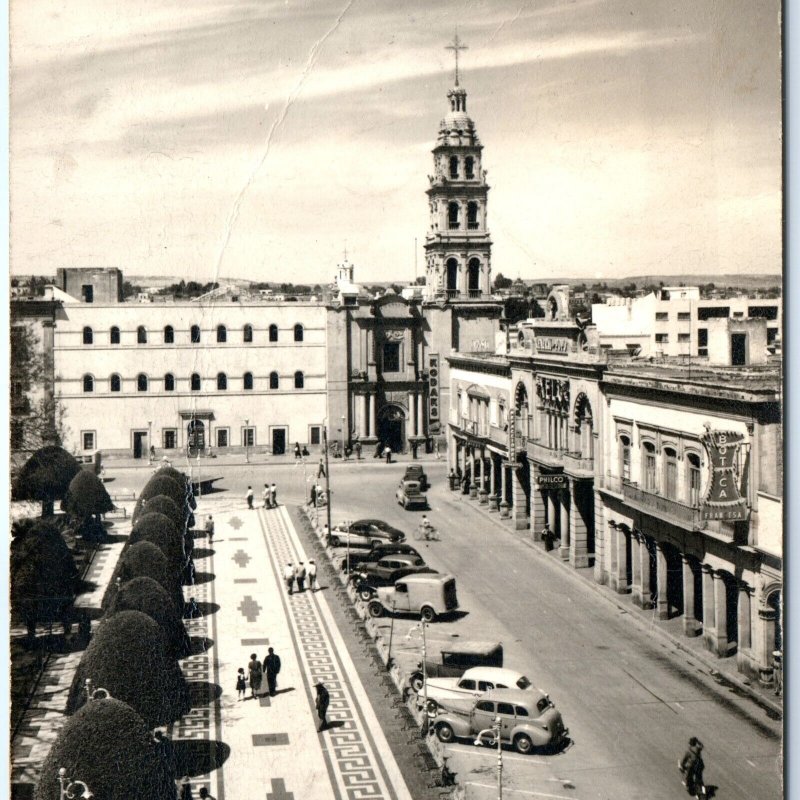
xmin=322 ymin=422 xmax=333 ymax=547
xmin=244 ymin=418 xmax=250 ymax=464
xmin=474 ymin=716 xmax=503 ymax=800
xmin=147 ymin=420 xmax=153 ymax=464
xmin=407 ymin=618 xmax=430 ymax=734
xmin=341 ymin=415 xmax=346 ymax=458
xmin=58 ymin=767 xmax=94 ymax=799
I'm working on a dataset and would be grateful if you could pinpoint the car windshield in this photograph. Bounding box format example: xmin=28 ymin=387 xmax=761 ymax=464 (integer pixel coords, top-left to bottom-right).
xmin=516 ymin=676 xmax=531 ymax=690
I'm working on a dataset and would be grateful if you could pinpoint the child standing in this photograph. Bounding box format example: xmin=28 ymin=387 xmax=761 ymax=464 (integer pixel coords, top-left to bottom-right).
xmin=236 ymin=668 xmax=247 ymax=700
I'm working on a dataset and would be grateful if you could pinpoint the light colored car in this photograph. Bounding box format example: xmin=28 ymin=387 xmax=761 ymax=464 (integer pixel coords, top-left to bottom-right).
xmin=433 ymin=689 xmax=568 ymax=754
xmin=329 ymin=521 xmax=405 ymax=549
xmin=395 ymin=479 xmax=428 ymax=510
xmin=422 ymin=666 xmax=534 ymax=713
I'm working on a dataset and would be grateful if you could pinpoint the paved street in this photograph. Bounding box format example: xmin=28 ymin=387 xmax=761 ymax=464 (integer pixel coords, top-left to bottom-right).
xmin=109 ymin=455 xmax=782 ymax=800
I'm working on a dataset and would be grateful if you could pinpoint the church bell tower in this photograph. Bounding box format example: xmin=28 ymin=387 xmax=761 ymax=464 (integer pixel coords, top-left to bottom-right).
xmin=424 ymin=35 xmax=492 ymax=302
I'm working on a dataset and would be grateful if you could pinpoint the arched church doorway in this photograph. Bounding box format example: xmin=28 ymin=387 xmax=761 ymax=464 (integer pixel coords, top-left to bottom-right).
xmin=377 ymin=404 xmax=406 ymax=454
xmin=187 ymin=419 xmax=205 ymax=456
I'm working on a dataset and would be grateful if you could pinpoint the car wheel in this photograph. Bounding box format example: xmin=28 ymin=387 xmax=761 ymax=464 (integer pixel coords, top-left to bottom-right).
xmin=410 ymin=673 xmax=424 ymax=692
xmin=436 ymin=722 xmax=455 ymax=744
xmin=420 ymin=606 xmax=436 ymax=623
xmin=359 ymin=587 xmax=374 ymax=602
xmin=367 ymin=600 xmax=384 ymax=618
xmin=514 ymin=734 xmax=534 ymax=755
xmin=329 ymin=536 xmax=340 ymax=548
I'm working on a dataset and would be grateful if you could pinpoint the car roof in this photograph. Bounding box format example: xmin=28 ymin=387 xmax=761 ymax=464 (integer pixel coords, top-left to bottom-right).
xmin=401 ymin=573 xmax=454 ymax=584
xmin=482 ymin=688 xmax=547 ymax=704
xmin=461 ymin=667 xmax=526 ymax=683
xmin=440 ymin=641 xmax=502 ymax=655
xmin=380 ymin=554 xmax=422 ymax=563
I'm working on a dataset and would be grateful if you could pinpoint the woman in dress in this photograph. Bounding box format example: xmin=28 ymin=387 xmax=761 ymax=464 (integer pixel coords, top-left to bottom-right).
xmin=247 ymin=653 xmax=263 ymax=699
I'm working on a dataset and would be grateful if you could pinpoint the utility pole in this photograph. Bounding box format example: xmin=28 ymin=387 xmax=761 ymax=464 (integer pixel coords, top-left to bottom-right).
xmin=322 ymin=423 xmax=333 ymax=542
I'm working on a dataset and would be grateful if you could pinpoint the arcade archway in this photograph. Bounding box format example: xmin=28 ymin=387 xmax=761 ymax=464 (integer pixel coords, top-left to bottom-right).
xmin=377 ymin=404 xmax=406 ymax=454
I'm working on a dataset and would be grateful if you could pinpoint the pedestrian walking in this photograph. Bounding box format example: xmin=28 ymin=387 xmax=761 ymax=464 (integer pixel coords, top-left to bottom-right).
xmin=246 ymin=486 xmax=254 ymax=509
xmin=184 ymin=597 xmax=200 ymax=619
xmin=308 ymin=559 xmax=318 ymax=591
xmin=679 ymin=738 xmax=706 ymax=798
xmin=354 ymin=441 xmax=362 ymax=460
xmin=236 ymin=667 xmax=247 ymax=700
xmin=149 ymin=444 xmax=156 ymax=460
xmin=179 ymin=776 xmax=193 ymax=800
xmin=434 ymin=440 xmax=441 ymax=460
xmin=263 ymin=483 xmax=271 ymax=509
xmin=248 ymin=653 xmax=263 ymax=699
xmin=204 ymin=515 xmax=215 ymax=544
xmin=153 ymin=730 xmax=176 ymax=774
xmin=317 ymin=458 xmax=326 ymax=478
xmin=263 ymin=647 xmax=281 ymax=696
xmin=294 ymin=442 xmax=302 ymax=459
xmin=295 ymin=562 xmax=307 ymax=593
xmin=284 ymin=563 xmax=295 ymax=595
xmin=384 ymin=445 xmax=392 ymax=464
xmin=314 ymin=680 xmax=330 ymax=731
xmin=374 ymin=441 xmax=383 ymax=458
xmin=310 ymin=484 xmax=318 ymax=506
xmin=541 ymin=524 xmax=555 ymax=551
xmin=270 ymin=482 xmax=278 ymax=507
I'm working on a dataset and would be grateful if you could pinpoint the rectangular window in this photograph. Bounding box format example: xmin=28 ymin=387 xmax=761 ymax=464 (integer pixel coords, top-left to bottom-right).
xmin=677 ymin=333 xmax=690 ymax=342
xmin=767 ymin=327 xmax=778 ymax=345
xmin=161 ymin=429 xmax=176 ymax=449
xmin=748 ymin=305 xmax=779 ymax=320
xmin=677 ymin=312 xmax=691 ymax=321
xmin=655 ymin=333 xmax=668 ymax=343
xmin=655 ymin=312 xmax=668 ymax=321
xmin=382 ymin=342 xmax=401 ymax=372
xmin=309 ymin=426 xmax=321 ymax=445
xmin=243 ymin=427 xmax=255 ymax=447
xmin=698 ymin=306 xmax=729 ymax=320
xmin=82 ymin=431 xmax=96 ymax=451
xmin=216 ymin=429 xmax=229 ymax=448
xmin=81 ymin=285 xmax=94 ymax=303
xmin=489 ymin=399 xmax=497 ymax=427
xmin=689 ymin=463 xmax=702 ymax=506
xmin=644 ymin=452 xmax=658 ymax=493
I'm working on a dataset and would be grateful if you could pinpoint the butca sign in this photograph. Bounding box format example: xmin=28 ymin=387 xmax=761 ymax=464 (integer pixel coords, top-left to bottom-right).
xmin=700 ymin=428 xmax=748 ymax=521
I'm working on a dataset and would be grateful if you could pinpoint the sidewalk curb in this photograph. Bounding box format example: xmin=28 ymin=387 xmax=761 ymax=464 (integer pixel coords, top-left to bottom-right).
xmin=453 ymin=490 xmax=784 ymax=721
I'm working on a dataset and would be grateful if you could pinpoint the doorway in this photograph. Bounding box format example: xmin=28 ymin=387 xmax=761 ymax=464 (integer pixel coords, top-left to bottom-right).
xmin=187 ymin=419 xmax=205 ymax=456
xmin=272 ymin=428 xmax=287 ymax=455
xmin=132 ymin=431 xmax=147 ymax=459
xmin=377 ymin=404 xmax=405 ymax=453
xmin=731 ymin=333 xmax=747 ymax=366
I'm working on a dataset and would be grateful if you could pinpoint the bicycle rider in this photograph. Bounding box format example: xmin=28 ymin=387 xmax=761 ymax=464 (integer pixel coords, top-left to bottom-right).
xmin=419 ymin=515 xmax=435 ymax=540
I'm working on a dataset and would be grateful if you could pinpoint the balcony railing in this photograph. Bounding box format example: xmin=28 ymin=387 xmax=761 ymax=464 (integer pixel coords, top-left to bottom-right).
xmin=562 ymin=450 xmax=594 ymax=476
xmin=526 ymin=440 xmax=564 ymax=468
xmin=448 ymin=222 xmax=460 ymax=230
xmin=467 ymin=222 xmax=479 ymax=229
xmin=468 ymin=289 xmax=482 ymax=298
xmin=622 ymin=479 xmax=704 ymax=531
xmin=445 ymin=289 xmax=459 ymax=299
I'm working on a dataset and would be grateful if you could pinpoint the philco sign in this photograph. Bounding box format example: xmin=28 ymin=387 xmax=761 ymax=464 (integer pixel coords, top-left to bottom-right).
xmin=537 ymin=474 xmax=566 ymax=487
xmin=700 ymin=428 xmax=748 ymax=521
xmin=535 ymin=337 xmax=570 ymax=354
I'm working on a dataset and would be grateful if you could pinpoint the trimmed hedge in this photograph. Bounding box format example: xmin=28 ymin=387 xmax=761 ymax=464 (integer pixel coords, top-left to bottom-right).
xmin=71 ymin=610 xmax=190 ymax=727
xmin=116 ymin=541 xmax=183 ymax=611
xmin=141 ymin=474 xmax=190 ymax=512
xmin=34 ymin=697 xmax=176 ymax=800
xmin=154 ymin=466 xmax=197 ymax=509
xmin=63 ymin=469 xmax=114 ymax=519
xmin=129 ymin=512 xmax=184 ymax=569
xmin=12 ymin=446 xmax=81 ymax=515
xmin=109 ymin=576 xmax=188 ymax=658
xmin=132 ymin=494 xmax=185 ymax=530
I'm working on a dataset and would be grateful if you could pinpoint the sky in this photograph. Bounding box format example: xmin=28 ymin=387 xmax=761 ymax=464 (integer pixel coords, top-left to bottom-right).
xmin=9 ymin=0 xmax=782 ymax=285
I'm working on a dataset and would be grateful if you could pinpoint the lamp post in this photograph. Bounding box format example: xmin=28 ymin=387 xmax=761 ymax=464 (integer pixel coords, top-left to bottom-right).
xmin=147 ymin=420 xmax=153 ymax=464
xmin=244 ymin=418 xmax=250 ymax=464
xmin=474 ymin=716 xmax=503 ymax=800
xmin=407 ymin=618 xmax=429 ymax=734
xmin=341 ymin=415 xmax=346 ymax=457
xmin=322 ymin=422 xmax=333 ymax=548
xmin=58 ymin=768 xmax=94 ymax=800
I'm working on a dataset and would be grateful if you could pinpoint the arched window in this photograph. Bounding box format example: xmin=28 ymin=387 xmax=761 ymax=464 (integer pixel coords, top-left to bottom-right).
xmin=136 ymin=373 xmax=148 ymax=392
xmin=468 ymin=258 xmax=481 ymax=292
xmin=294 ymin=371 xmax=304 ymax=389
xmin=83 ymin=374 xmax=94 ymax=392
xmin=449 ymin=155 xmax=459 ymax=178
xmin=243 ymin=324 xmax=253 ymax=343
xmin=217 ymin=325 xmax=227 ymax=343
xmin=269 ymin=371 xmax=279 ymax=389
xmin=642 ymin=441 xmax=657 ymax=493
xmin=110 ymin=326 xmax=120 ymax=345
xmin=137 ymin=326 xmax=147 ymax=344
xmin=217 ymin=372 xmax=227 ymax=390
xmin=448 ymin=202 xmax=460 ymax=230
xmin=269 ymin=324 xmax=278 ymax=342
xmin=110 ymin=374 xmax=121 ymax=392
xmin=465 ymin=156 xmax=475 ymax=179
xmin=164 ymin=373 xmax=175 ymax=392
xmin=467 ymin=201 xmax=479 ymax=229
xmin=446 ymin=258 xmax=459 ymax=292
xmin=191 ymin=373 xmax=201 ymax=391
xmin=164 ymin=325 xmax=174 ymax=344
xmin=619 ymin=435 xmax=631 ymax=481
xmin=294 ymin=324 xmax=304 ymax=342
xmin=664 ymin=447 xmax=678 ymax=498
xmin=687 ymin=453 xmax=702 ymax=505
xmin=243 ymin=372 xmax=254 ymax=390
xmin=191 ymin=325 xmax=201 ymax=343
xmin=82 ymin=326 xmax=93 ymax=345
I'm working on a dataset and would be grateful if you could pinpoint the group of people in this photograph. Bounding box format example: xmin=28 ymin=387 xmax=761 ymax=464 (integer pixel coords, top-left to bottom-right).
xmin=241 ymin=648 xmax=283 ymax=699
xmin=293 ymin=442 xmax=311 ymax=459
xmin=245 ymin=483 xmax=278 ymax=509
xmin=283 ymin=561 xmax=317 ymax=594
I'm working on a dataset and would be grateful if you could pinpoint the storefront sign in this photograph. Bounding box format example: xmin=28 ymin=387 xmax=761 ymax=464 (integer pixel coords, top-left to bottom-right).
xmin=700 ymin=428 xmax=748 ymax=521
xmin=537 ymin=474 xmax=566 ymax=487
xmin=535 ymin=337 xmax=570 ymax=354
xmin=428 ymin=354 xmax=440 ymax=422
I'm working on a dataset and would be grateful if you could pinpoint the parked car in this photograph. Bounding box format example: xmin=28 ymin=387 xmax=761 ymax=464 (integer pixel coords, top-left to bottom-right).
xmin=423 ymin=667 xmax=535 ymax=713
xmin=396 ymin=479 xmax=428 ymax=510
xmin=368 ymin=573 xmax=459 ymax=623
xmin=329 ymin=522 xmax=405 ymax=549
xmin=352 ymin=519 xmax=406 ymax=538
xmin=409 ymin=641 xmax=503 ymax=693
xmin=404 ymin=464 xmax=429 ymax=491
xmin=433 ymin=689 xmax=569 ymax=754
xmin=340 ymin=542 xmax=421 ymax=573
xmin=353 ymin=555 xmax=437 ymax=600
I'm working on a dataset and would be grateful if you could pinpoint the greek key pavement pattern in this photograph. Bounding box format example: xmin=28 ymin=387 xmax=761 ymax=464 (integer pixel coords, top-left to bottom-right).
xmin=259 ymin=507 xmax=412 ymax=800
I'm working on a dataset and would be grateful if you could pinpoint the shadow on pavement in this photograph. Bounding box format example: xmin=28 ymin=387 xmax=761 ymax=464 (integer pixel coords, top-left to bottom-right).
xmin=189 ymin=681 xmax=223 ymax=706
xmin=193 ymin=572 xmax=215 ymax=585
xmin=173 ymin=739 xmax=231 ymax=776
xmin=271 ymin=687 xmax=296 ymax=696
xmin=192 ymin=548 xmax=215 ymax=560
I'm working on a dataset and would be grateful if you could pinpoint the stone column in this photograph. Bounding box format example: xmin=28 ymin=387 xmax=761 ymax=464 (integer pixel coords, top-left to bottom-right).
xmin=512 ymin=466 xmax=528 ymax=531
xmin=488 ymin=455 xmax=497 ymax=511
xmin=615 ymin=526 xmax=630 ymax=594
xmin=655 ymin=543 xmax=670 ymax=620
xmin=558 ymin=490 xmax=570 ymax=560
xmin=499 ymin=463 xmax=510 ymax=517
xmin=368 ymin=393 xmax=376 ymax=438
xmin=417 ymin=391 xmax=424 ymax=437
xmin=631 ymin=533 xmax=643 ymax=605
xmin=568 ymin=479 xmax=589 ymax=568
xmin=757 ymin=605 xmax=778 ymax=685
xmin=701 ymin=565 xmax=717 ymax=653
xmin=632 ymin=532 xmax=653 ymax=609
xmin=469 ymin=448 xmax=477 ymax=497
xmin=358 ymin=394 xmax=367 ymax=438
xmin=710 ymin=570 xmax=729 ymax=657
xmin=408 ymin=392 xmax=417 ymax=437
xmin=546 ymin=492 xmax=556 ymax=532
xmin=607 ymin=522 xmax=619 ymax=589
xmin=737 ymin=583 xmax=752 ymax=674
xmin=478 ymin=452 xmax=488 ymax=503
xmin=593 ymin=490 xmax=606 ymax=586
xmin=532 ymin=480 xmax=546 ymax=540
xmin=682 ymin=556 xmax=701 ymax=637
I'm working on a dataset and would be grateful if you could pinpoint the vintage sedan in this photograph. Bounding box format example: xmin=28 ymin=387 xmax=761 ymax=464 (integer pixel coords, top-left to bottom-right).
xmin=422 ymin=667 xmax=534 ymax=713
xmin=409 ymin=641 xmax=503 ymax=693
xmin=433 ymin=689 xmax=569 ymax=754
xmin=340 ymin=542 xmax=420 ymax=573
xmin=395 ymin=479 xmax=428 ymax=510
xmin=352 ymin=555 xmax=436 ymax=600
xmin=329 ymin=522 xmax=405 ymax=549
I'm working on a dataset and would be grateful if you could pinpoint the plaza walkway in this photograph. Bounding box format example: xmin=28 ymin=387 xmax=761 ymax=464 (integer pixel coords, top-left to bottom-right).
xmin=186 ymin=496 xmax=414 ymax=800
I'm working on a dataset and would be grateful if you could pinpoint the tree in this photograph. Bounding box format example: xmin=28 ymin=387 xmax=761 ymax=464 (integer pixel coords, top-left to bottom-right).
xmin=129 ymin=513 xmax=184 ymax=569
xmin=493 ymin=273 xmax=513 ymax=291
xmin=109 ymin=577 xmax=189 ymax=657
xmin=114 ymin=541 xmax=184 ymax=611
xmin=414 ymin=276 xmax=426 ymax=285
xmin=63 ymin=469 xmax=114 ymax=539
xmin=70 ymin=611 xmax=190 ymax=727
xmin=11 ymin=519 xmax=78 ymax=639
xmin=141 ymin=474 xmax=191 ymax=511
xmin=35 ymin=697 xmax=177 ymax=800
xmin=121 ymin=280 xmax=142 ymax=299
xmin=132 ymin=493 xmax=185 ymax=530
xmin=13 ymin=446 xmax=81 ymax=516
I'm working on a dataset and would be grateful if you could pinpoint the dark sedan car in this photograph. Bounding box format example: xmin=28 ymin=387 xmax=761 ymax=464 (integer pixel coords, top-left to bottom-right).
xmin=354 ymin=556 xmax=437 ymax=600
xmin=341 ymin=542 xmax=420 ymax=573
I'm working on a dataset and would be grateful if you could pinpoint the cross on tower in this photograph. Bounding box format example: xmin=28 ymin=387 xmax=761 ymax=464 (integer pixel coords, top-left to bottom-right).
xmin=446 ymin=33 xmax=468 ymax=86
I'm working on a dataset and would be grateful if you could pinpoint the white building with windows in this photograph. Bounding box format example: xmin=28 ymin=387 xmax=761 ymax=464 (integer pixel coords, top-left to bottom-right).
xmin=52 ymin=275 xmax=328 ymax=458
